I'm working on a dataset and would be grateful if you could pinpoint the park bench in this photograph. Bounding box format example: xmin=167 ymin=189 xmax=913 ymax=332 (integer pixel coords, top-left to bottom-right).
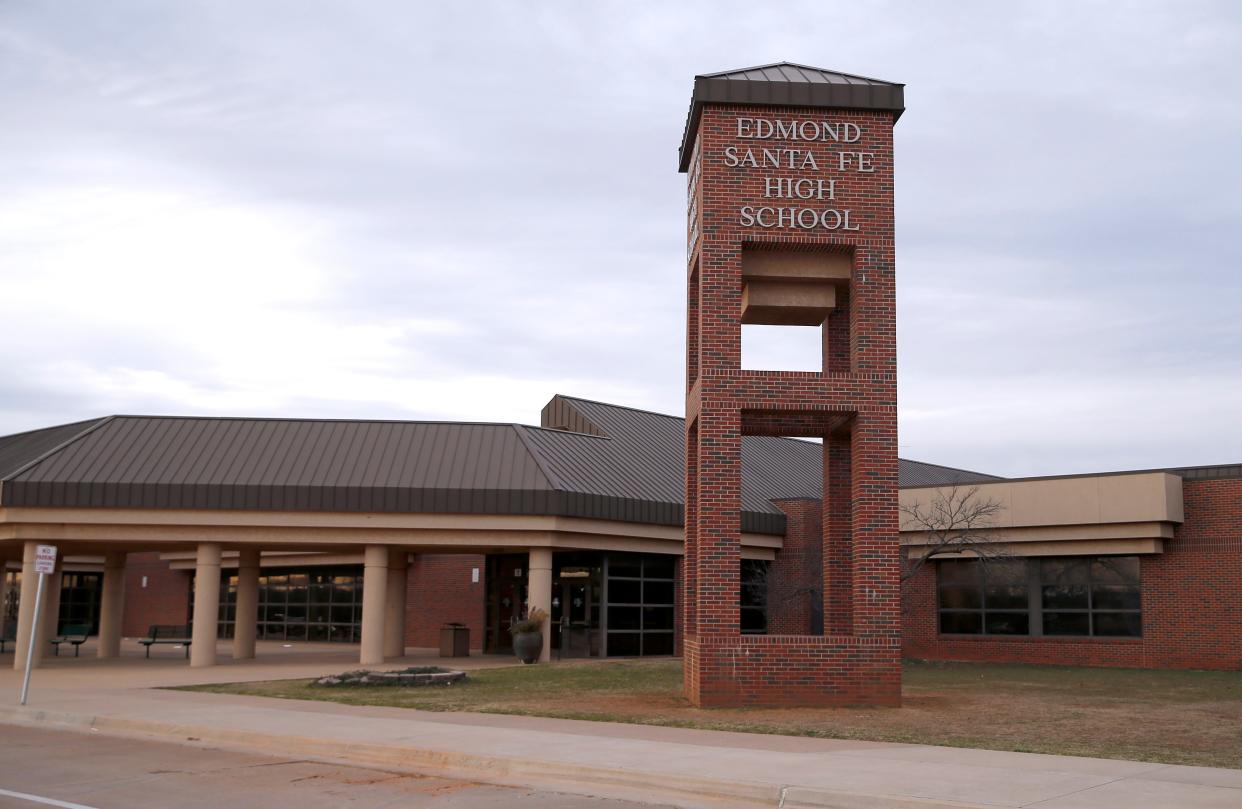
xmin=50 ymin=623 xmax=92 ymax=656
xmin=138 ymin=624 xmax=192 ymax=658
xmin=0 ymin=620 xmax=15 ymax=653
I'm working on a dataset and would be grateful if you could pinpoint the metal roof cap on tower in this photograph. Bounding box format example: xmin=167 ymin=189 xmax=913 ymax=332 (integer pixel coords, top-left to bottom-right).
xmin=678 ymin=61 xmax=905 ymax=172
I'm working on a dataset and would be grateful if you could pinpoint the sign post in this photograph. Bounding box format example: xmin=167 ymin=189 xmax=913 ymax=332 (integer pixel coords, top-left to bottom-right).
xmin=18 ymin=544 xmax=57 ymax=706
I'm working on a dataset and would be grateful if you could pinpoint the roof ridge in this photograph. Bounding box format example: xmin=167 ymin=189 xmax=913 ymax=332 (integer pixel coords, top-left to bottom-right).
xmin=697 ymin=61 xmax=902 ymax=86
xmin=521 ymin=424 xmax=612 ymax=441
xmin=0 ymin=416 xmax=116 ymax=484
xmin=511 ymin=425 xmax=568 ymax=491
xmin=103 ymin=414 xmax=535 ymax=428
xmin=901 ymin=458 xmax=1004 ymax=480
xmin=554 ymin=394 xmax=685 ymax=421
xmin=0 ymin=417 xmax=108 ymax=443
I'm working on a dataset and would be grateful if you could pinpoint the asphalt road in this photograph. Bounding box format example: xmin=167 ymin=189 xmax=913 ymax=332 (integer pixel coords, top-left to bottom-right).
xmin=0 ymin=725 xmax=674 ymax=809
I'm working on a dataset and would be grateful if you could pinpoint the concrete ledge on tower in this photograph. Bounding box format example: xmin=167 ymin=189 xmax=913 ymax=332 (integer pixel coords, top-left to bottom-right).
xmin=740 ymin=247 xmax=851 ymax=327
xmin=683 ymin=634 xmax=902 ymax=708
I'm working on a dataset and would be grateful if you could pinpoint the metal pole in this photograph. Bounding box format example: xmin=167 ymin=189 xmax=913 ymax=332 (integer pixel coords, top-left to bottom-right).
xmin=18 ymin=571 xmax=47 ymax=706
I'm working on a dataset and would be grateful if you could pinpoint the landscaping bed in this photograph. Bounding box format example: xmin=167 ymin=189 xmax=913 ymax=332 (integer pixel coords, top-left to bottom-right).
xmin=313 ymin=666 xmax=466 ymax=687
xmin=182 ymin=659 xmax=1242 ymax=769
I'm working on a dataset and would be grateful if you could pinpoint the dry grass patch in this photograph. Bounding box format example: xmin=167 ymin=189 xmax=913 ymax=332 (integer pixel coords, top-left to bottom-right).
xmin=181 ymin=659 xmax=1242 ymax=769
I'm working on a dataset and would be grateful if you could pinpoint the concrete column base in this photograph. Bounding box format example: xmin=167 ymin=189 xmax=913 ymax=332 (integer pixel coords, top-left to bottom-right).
xmin=360 ymin=545 xmax=389 ymax=666
xmin=13 ymin=542 xmax=39 ymax=671
xmin=190 ymin=543 xmax=222 ymax=668
xmin=233 ymin=548 xmax=260 ymax=660
xmin=384 ymin=549 xmax=407 ymax=659
xmin=97 ymin=551 xmax=126 ymax=659
xmin=528 ymin=548 xmax=553 ymax=663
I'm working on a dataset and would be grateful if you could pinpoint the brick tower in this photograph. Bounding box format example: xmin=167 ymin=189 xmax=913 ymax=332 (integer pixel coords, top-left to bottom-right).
xmin=679 ymin=63 xmax=905 ymax=707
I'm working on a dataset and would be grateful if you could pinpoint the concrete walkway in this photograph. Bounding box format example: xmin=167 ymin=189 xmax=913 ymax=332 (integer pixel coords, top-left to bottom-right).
xmin=2 ymin=645 xmax=1240 ymax=809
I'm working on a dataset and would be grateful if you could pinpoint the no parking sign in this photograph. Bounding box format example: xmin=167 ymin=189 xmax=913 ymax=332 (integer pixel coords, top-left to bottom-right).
xmin=34 ymin=545 xmax=56 ymax=574
xmin=19 ymin=545 xmax=58 ymax=705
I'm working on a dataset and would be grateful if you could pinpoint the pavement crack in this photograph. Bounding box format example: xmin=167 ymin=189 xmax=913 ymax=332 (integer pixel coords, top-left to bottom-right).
xmin=1018 ymin=765 xmax=1173 ymax=808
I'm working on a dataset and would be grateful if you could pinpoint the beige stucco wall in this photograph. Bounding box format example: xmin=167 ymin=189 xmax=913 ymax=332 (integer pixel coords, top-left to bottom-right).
xmin=900 ymin=471 xmax=1184 ymax=556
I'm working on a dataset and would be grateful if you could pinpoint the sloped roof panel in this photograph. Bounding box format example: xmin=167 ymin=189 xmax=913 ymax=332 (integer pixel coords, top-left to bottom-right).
xmin=679 ymin=61 xmax=905 ymax=171
xmin=0 ymin=418 xmax=108 ymax=478
xmin=0 ymin=397 xmax=1003 ymax=533
xmin=4 ymin=417 xmax=554 ymax=514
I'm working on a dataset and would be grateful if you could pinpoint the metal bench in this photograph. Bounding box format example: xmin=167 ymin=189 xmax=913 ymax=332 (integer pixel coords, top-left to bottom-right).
xmin=138 ymin=624 xmax=192 ymax=658
xmin=50 ymin=624 xmax=92 ymax=656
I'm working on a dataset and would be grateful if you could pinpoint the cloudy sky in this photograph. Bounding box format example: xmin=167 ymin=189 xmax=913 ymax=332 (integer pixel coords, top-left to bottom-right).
xmin=1 ymin=1 xmax=1239 ymax=477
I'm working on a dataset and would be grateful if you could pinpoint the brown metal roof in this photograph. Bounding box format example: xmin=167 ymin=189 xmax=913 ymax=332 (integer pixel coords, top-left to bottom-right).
xmin=897 ymin=458 xmax=1004 ymax=488
xmin=0 ymin=418 xmax=110 ymax=478
xmin=2 ymin=417 xmax=556 ymax=515
xmin=0 ymin=397 xmax=1002 ymax=535
xmin=678 ymin=61 xmax=905 ymax=172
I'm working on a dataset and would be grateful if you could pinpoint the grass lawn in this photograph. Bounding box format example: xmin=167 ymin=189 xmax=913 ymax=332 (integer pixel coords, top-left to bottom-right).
xmin=181 ymin=659 xmax=1242 ymax=769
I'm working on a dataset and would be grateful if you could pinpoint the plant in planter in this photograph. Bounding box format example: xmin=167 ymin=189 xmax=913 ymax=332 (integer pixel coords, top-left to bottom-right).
xmin=510 ymin=607 xmax=547 ymax=664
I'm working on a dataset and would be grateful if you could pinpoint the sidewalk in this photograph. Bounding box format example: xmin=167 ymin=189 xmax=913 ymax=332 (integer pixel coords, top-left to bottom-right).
xmin=2 ymin=648 xmax=1240 ymax=809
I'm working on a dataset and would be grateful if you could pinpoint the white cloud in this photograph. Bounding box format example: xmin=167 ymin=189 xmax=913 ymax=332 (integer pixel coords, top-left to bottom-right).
xmin=1 ymin=0 xmax=1240 ymax=478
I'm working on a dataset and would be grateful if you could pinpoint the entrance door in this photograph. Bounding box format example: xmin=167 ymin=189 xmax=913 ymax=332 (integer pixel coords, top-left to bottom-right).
xmin=553 ymin=562 xmax=602 ymax=657
xmin=484 ymin=554 xmax=527 ymax=653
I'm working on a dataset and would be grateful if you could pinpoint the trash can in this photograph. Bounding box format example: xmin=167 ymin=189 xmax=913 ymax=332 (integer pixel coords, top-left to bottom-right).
xmin=439 ymin=623 xmax=470 ymax=657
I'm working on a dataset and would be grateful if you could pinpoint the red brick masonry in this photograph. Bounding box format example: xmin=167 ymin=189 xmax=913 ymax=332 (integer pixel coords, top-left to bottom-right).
xmin=681 ymin=103 xmax=903 ymax=707
xmin=902 ymin=478 xmax=1242 ymax=670
xmin=121 ymin=551 xmax=190 ymax=637
xmin=404 ymin=553 xmax=485 ymax=651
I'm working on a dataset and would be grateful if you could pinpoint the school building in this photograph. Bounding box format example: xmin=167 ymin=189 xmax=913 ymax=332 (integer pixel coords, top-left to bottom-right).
xmin=2 ymin=393 xmax=1238 ymax=676
xmin=2 ymin=63 xmax=1238 ymax=706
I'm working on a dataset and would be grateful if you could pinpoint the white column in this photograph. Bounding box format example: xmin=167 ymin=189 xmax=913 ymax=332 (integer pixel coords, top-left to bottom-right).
xmin=528 ymin=548 xmax=553 ymax=663
xmin=97 ymin=551 xmax=126 ymax=659
xmin=0 ymin=560 xmax=9 ymax=636
xmin=384 ymin=549 xmax=407 ymax=659
xmin=232 ymin=548 xmax=260 ymax=660
xmin=13 ymin=543 xmax=38 ymax=671
xmin=190 ymin=543 xmax=222 ymax=667
xmin=359 ymin=545 xmax=388 ymax=666
xmin=0 ymin=558 xmax=10 ymax=651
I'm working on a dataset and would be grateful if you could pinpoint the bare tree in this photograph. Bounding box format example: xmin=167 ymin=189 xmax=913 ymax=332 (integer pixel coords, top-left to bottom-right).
xmin=900 ymin=484 xmax=1006 ymax=582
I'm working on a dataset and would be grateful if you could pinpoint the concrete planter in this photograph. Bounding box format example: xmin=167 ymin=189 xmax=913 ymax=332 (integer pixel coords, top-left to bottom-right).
xmin=512 ymin=631 xmax=542 ymax=664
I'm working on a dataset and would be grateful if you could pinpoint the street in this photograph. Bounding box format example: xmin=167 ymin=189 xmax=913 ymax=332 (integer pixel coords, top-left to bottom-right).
xmin=0 ymin=725 xmax=673 ymax=809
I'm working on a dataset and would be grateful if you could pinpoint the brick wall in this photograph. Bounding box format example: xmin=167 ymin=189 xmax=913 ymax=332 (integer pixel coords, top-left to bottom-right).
xmin=901 ymin=477 xmax=1242 ymax=670
xmin=767 ymin=498 xmax=822 ymax=635
xmin=122 ymin=551 xmax=191 ymax=637
xmin=682 ymin=101 xmax=902 ymax=706
xmin=404 ymin=554 xmax=485 ymax=651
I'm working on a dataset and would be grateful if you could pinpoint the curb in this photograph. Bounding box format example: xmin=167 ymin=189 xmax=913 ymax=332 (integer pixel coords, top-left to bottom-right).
xmin=0 ymin=706 xmax=998 ymax=809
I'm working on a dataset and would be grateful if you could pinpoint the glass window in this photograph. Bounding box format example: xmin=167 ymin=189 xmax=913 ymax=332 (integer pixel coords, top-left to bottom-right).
xmin=1041 ymin=559 xmax=1089 ymax=609
xmin=938 ymin=556 xmax=1141 ymax=639
xmin=642 ymin=606 xmax=675 ymax=631
xmin=739 ymin=559 xmax=769 ymax=635
xmin=1040 ymin=556 xmax=1140 ymax=637
xmin=1043 ymin=611 xmax=1091 ymax=636
xmin=642 ymin=632 xmax=675 ymax=656
xmin=643 ymin=580 xmax=675 ymax=605
xmin=214 ymin=565 xmax=365 ymax=644
xmin=643 ymin=556 xmax=676 ymax=579
xmin=609 ymin=606 xmax=642 ymax=631
xmin=605 ymin=553 xmax=680 ymax=656
xmin=608 ymin=632 xmax=641 ymax=656
xmin=609 ymin=557 xmax=642 ymax=578
xmin=939 ymin=611 xmax=982 ymax=634
xmin=984 ymin=612 xmax=1029 ymax=635
xmin=609 ymin=579 xmax=642 ymax=604
xmin=937 ymin=559 xmax=1029 ymax=636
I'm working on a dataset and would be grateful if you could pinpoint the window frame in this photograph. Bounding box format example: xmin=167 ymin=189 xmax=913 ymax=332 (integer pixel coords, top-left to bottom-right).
xmin=936 ymin=555 xmax=1142 ymax=639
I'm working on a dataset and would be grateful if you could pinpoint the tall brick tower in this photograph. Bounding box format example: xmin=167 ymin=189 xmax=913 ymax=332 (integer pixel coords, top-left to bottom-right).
xmin=679 ymin=63 xmax=905 ymax=707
